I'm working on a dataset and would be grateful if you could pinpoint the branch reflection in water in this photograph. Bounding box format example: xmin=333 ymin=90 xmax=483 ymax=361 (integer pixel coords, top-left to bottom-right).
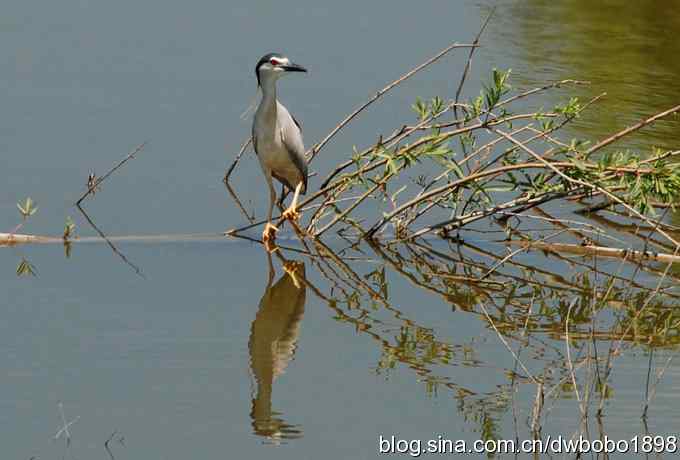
xmin=248 ymin=253 xmax=306 ymax=442
xmin=232 ymin=226 xmax=680 ymax=444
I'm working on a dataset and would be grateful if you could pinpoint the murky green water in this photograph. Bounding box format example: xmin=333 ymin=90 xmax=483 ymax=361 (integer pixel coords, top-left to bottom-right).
xmin=488 ymin=0 xmax=680 ymax=153
xmin=3 ymin=1 xmax=680 ymax=459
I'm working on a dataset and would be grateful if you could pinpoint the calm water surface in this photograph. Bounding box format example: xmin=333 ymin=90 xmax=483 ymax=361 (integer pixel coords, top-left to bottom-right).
xmin=2 ymin=1 xmax=680 ymax=459
xmin=489 ymin=0 xmax=680 ymax=154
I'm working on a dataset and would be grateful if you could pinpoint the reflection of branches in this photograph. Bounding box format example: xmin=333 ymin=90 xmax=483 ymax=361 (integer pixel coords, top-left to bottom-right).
xmin=233 ymin=208 xmax=680 ymax=442
xmin=586 ymin=212 xmax=679 ymax=253
xmin=320 ymin=247 xmax=560 ymax=436
xmin=76 ymin=205 xmax=144 ymax=277
xmin=269 ymin=239 xmax=516 ymax=433
xmin=74 ymin=142 xmax=147 ymax=277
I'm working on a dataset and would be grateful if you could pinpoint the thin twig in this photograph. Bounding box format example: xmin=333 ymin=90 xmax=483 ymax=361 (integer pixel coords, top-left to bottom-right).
xmin=224 ymin=180 xmax=255 ymax=223
xmin=586 ymin=104 xmax=680 ymax=155
xmin=452 ymin=7 xmax=495 ymax=126
xmin=308 ymin=42 xmax=478 ymax=162
xmin=223 ymin=137 xmax=252 ymax=183
xmin=75 ymin=142 xmax=147 ymax=206
xmin=223 ymin=137 xmax=256 ymax=223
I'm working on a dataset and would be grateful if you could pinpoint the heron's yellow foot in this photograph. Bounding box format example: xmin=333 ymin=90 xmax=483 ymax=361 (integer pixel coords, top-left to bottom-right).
xmin=281 ymin=205 xmax=301 ymax=223
xmin=282 ymin=260 xmax=303 ymax=289
xmin=262 ymin=222 xmax=279 ymax=251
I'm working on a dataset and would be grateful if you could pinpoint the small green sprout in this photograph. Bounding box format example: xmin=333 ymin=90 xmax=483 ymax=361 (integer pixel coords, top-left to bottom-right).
xmin=17 ymin=197 xmax=38 ymax=220
xmin=63 ymin=216 xmax=76 ymax=240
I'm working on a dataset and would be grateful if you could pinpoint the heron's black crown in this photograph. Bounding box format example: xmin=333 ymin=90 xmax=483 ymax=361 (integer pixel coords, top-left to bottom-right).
xmin=255 ymin=52 xmax=284 ymax=86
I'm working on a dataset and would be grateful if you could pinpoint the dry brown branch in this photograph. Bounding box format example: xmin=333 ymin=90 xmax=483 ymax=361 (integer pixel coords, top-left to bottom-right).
xmin=313 ymin=177 xmax=387 ymax=237
xmin=585 ymin=104 xmax=680 ymax=155
xmin=452 ymin=7 xmax=495 ymax=127
xmin=0 ymin=233 xmax=58 ymax=245
xmin=505 ymin=240 xmax=680 ymax=264
xmin=223 ymin=137 xmax=252 ymax=183
xmin=491 ymin=127 xmax=680 ymax=247
xmin=308 ymin=42 xmax=478 ymax=163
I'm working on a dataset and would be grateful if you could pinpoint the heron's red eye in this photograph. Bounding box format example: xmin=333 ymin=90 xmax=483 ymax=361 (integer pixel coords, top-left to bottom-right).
xmin=270 ymin=58 xmax=280 ymax=66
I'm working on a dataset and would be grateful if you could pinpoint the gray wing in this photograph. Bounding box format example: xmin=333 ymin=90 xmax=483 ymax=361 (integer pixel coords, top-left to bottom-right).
xmin=278 ymin=102 xmax=308 ymax=194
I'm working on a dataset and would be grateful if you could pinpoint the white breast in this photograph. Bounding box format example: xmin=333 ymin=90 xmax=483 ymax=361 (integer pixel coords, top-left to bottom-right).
xmin=253 ymin=103 xmax=296 ymax=173
xmin=254 ymin=126 xmax=287 ymax=168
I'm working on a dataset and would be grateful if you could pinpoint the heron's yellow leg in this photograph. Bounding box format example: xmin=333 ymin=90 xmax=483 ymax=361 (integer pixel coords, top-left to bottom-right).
xmin=281 ymin=182 xmax=303 ymax=222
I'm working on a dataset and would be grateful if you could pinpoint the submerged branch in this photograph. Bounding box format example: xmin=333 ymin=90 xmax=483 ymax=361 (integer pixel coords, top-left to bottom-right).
xmin=506 ymin=240 xmax=680 ymax=264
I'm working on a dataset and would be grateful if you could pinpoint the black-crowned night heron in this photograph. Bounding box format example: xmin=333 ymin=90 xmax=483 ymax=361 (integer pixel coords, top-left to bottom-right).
xmin=252 ymin=52 xmax=308 ymax=247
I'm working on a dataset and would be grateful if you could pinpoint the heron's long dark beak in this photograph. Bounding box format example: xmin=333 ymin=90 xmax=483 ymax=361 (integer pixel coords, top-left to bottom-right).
xmin=282 ymin=62 xmax=307 ymax=73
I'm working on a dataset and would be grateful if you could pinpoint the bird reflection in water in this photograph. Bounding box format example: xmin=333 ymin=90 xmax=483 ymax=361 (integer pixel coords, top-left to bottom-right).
xmin=248 ymin=253 xmax=306 ymax=442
